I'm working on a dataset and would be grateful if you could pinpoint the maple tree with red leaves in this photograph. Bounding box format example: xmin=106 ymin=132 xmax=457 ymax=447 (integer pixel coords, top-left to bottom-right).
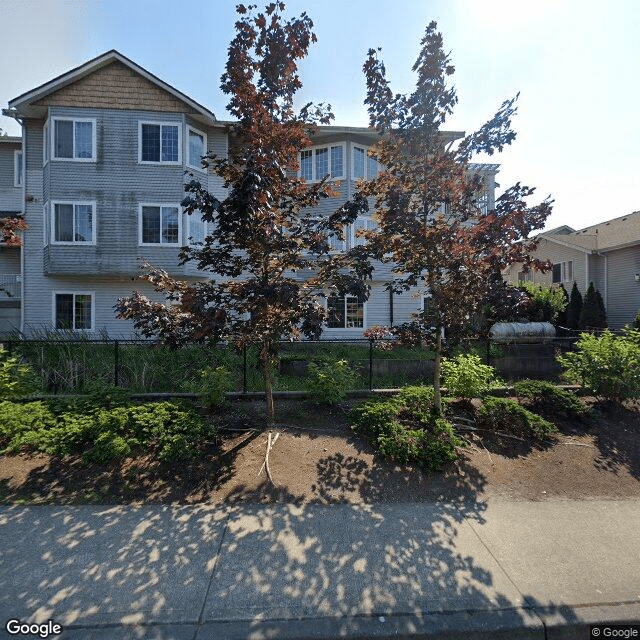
xmin=116 ymin=3 xmax=370 ymax=419
xmin=356 ymin=22 xmax=553 ymax=413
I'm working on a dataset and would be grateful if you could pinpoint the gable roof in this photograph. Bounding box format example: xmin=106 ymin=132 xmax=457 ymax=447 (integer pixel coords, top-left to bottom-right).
xmin=8 ymin=50 xmax=217 ymax=124
xmin=543 ymin=211 xmax=640 ymax=253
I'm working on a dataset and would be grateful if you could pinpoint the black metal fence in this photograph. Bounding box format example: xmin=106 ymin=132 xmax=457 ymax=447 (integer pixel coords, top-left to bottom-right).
xmin=2 ymin=335 xmax=584 ymax=394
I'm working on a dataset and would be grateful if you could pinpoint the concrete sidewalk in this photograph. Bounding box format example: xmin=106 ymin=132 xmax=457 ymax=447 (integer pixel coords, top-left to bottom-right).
xmin=0 ymin=497 xmax=639 ymax=639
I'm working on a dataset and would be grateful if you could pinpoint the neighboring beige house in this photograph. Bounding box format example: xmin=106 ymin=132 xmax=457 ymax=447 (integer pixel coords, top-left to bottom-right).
xmin=504 ymin=212 xmax=640 ymax=329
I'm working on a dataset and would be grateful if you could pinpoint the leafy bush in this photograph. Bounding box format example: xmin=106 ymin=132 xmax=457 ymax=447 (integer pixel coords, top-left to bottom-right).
xmin=306 ymin=359 xmax=359 ymax=404
xmin=188 ymin=366 xmax=234 ymax=408
xmin=634 ymin=310 xmax=640 ymax=330
xmin=441 ymin=354 xmax=501 ymax=399
xmin=519 ymin=282 xmax=568 ymax=324
xmin=477 ymin=396 xmax=556 ymax=439
xmin=0 ymin=399 xmax=214 ymax=462
xmin=376 ymin=417 xmax=460 ymax=470
xmin=350 ymin=387 xmax=462 ymax=471
xmin=514 ymin=379 xmax=589 ymax=418
xmin=557 ymin=329 xmax=640 ymax=401
xmin=0 ymin=345 xmax=36 ymax=400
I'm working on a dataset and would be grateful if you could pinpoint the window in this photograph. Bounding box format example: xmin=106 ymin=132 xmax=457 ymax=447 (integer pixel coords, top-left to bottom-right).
xmin=14 ymin=150 xmax=23 ymax=187
xmin=52 ymin=118 xmax=96 ymax=161
xmin=352 ymin=145 xmax=380 ymax=180
xmin=351 ymin=216 xmax=378 ymax=247
xmin=327 ymin=295 xmax=364 ymax=329
xmin=51 ymin=201 xmax=95 ymax=244
xmin=139 ymin=122 xmax=181 ymax=164
xmin=187 ymin=126 xmax=207 ymax=170
xmin=552 ymin=261 xmax=573 ymax=283
xmin=518 ymin=270 xmax=533 ymax=283
xmin=139 ymin=204 xmax=181 ymax=245
xmin=298 ymin=144 xmax=345 ymax=181
xmin=187 ymin=210 xmax=207 ymax=244
xmin=54 ymin=292 xmax=93 ymax=331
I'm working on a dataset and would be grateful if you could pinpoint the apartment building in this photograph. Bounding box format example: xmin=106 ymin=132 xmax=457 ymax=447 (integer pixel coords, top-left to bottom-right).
xmin=1 ymin=50 xmax=498 ymax=338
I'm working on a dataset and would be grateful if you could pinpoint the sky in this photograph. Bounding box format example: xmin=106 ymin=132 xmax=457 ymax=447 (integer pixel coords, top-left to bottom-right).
xmin=1 ymin=0 xmax=638 ymax=232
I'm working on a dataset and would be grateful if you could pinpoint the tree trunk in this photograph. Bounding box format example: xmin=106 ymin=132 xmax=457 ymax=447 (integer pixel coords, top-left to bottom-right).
xmin=433 ymin=327 xmax=443 ymax=416
xmin=260 ymin=342 xmax=275 ymax=422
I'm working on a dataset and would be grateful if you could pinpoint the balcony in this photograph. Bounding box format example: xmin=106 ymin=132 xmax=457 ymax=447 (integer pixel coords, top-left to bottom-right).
xmin=0 ymin=274 xmax=21 ymax=299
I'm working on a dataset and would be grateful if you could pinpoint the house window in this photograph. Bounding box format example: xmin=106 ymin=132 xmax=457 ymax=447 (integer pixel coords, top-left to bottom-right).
xmin=299 ymin=144 xmax=345 ymax=181
xmin=187 ymin=210 xmax=207 ymax=244
xmin=353 ymin=145 xmax=381 ymax=180
xmin=52 ymin=118 xmax=96 ymax=161
xmin=327 ymin=295 xmax=364 ymax=329
xmin=54 ymin=292 xmax=93 ymax=331
xmin=14 ymin=150 xmax=23 ymax=187
xmin=518 ymin=270 xmax=533 ymax=283
xmin=140 ymin=204 xmax=181 ymax=245
xmin=139 ymin=122 xmax=181 ymax=164
xmin=552 ymin=261 xmax=573 ymax=283
xmin=352 ymin=216 xmax=378 ymax=247
xmin=52 ymin=201 xmax=95 ymax=244
xmin=187 ymin=126 xmax=207 ymax=170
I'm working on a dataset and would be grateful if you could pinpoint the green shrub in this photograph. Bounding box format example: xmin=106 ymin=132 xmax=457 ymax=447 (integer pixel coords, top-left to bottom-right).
xmin=189 ymin=366 xmax=234 ymax=408
xmin=306 ymin=359 xmax=359 ymax=404
xmin=519 ymin=282 xmax=568 ymax=324
xmin=557 ymin=329 xmax=640 ymax=401
xmin=0 ymin=399 xmax=213 ymax=462
xmin=477 ymin=397 xmax=556 ymax=439
xmin=376 ymin=418 xmax=460 ymax=470
xmin=0 ymin=345 xmax=36 ymax=400
xmin=633 ymin=310 xmax=640 ymax=330
xmin=514 ymin=379 xmax=589 ymax=418
xmin=350 ymin=389 xmax=462 ymax=471
xmin=441 ymin=354 xmax=501 ymax=399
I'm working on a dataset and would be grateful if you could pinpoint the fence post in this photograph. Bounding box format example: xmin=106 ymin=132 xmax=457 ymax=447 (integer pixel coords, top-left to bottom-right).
xmin=369 ymin=338 xmax=374 ymax=390
xmin=243 ymin=344 xmax=247 ymax=393
xmin=114 ymin=340 xmax=119 ymax=387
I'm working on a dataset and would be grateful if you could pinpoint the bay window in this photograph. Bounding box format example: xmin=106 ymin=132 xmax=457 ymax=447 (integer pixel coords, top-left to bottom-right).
xmin=140 ymin=204 xmax=181 ymax=245
xmin=299 ymin=144 xmax=345 ymax=181
xmin=52 ymin=117 xmax=96 ymax=161
xmin=139 ymin=122 xmax=181 ymax=164
xmin=52 ymin=201 xmax=95 ymax=244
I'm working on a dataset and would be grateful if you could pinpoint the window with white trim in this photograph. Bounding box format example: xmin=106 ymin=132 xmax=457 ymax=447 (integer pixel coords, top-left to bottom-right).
xmin=14 ymin=150 xmax=23 ymax=187
xmin=54 ymin=292 xmax=94 ymax=331
xmin=187 ymin=126 xmax=207 ymax=170
xmin=187 ymin=210 xmax=208 ymax=245
xmin=139 ymin=122 xmax=181 ymax=164
xmin=299 ymin=144 xmax=345 ymax=181
xmin=352 ymin=145 xmax=380 ymax=179
xmin=51 ymin=201 xmax=95 ymax=244
xmin=327 ymin=294 xmax=364 ymax=329
xmin=140 ymin=204 xmax=181 ymax=245
xmin=52 ymin=117 xmax=96 ymax=161
xmin=552 ymin=261 xmax=573 ymax=283
xmin=351 ymin=216 xmax=378 ymax=247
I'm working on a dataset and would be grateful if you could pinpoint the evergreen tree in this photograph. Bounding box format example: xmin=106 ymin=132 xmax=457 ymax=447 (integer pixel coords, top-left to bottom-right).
xmin=555 ymin=283 xmax=569 ymax=328
xmin=579 ymin=282 xmax=607 ymax=329
xmin=566 ymin=282 xmax=583 ymax=330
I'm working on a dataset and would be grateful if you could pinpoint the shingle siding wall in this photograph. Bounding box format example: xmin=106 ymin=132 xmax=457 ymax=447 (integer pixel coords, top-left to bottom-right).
xmin=0 ymin=142 xmax=22 ymax=212
xmin=605 ymin=246 xmax=640 ymax=329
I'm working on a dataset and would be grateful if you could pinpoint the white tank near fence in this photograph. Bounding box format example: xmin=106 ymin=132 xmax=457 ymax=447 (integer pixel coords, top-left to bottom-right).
xmin=489 ymin=322 xmax=556 ymax=344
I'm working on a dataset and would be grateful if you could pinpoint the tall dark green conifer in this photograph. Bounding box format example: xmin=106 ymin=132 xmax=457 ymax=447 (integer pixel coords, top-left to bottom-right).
xmin=579 ymin=282 xmax=607 ymax=329
xmin=566 ymin=282 xmax=583 ymax=330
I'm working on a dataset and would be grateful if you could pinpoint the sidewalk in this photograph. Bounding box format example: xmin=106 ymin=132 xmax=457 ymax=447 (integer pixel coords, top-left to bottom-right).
xmin=0 ymin=497 xmax=639 ymax=639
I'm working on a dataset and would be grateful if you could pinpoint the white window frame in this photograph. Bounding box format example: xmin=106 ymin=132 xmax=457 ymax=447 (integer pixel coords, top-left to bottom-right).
xmin=43 ymin=119 xmax=50 ymax=166
xmin=325 ymin=294 xmax=366 ymax=331
xmin=50 ymin=200 xmax=96 ymax=245
xmin=138 ymin=121 xmax=182 ymax=165
xmin=139 ymin=203 xmax=182 ymax=246
xmin=187 ymin=209 xmax=209 ymax=245
xmin=352 ymin=145 xmax=380 ymax=180
xmin=350 ymin=215 xmax=377 ymax=248
xmin=552 ymin=261 xmax=573 ymax=283
xmin=51 ymin=117 xmax=97 ymax=162
xmin=298 ymin=142 xmax=346 ymax=182
xmin=52 ymin=291 xmax=95 ymax=332
xmin=186 ymin=125 xmax=207 ymax=172
xmin=14 ymin=150 xmax=23 ymax=187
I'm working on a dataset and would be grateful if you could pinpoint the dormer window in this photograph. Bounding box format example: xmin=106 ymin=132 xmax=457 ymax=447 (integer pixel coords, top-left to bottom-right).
xmin=299 ymin=144 xmax=345 ymax=181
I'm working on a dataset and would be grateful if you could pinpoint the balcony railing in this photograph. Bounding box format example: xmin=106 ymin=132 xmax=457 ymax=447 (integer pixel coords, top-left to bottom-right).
xmin=0 ymin=274 xmax=21 ymax=299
